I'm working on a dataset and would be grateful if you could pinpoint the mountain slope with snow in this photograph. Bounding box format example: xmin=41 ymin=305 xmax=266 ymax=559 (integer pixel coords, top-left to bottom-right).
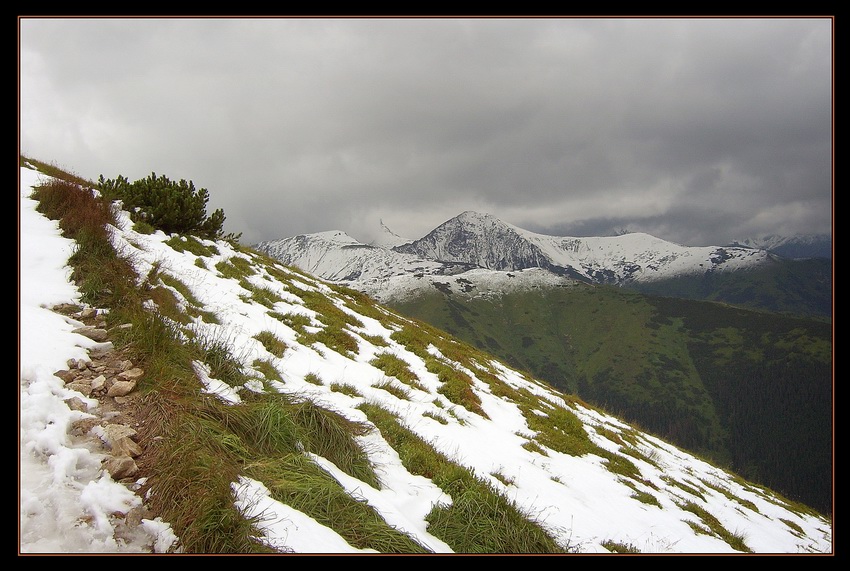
xmin=20 ymin=163 xmax=833 ymax=554
xmin=394 ymin=211 xmax=772 ymax=284
xmin=256 ymin=211 xmax=779 ymax=304
xmin=728 ymin=234 xmax=832 ymax=260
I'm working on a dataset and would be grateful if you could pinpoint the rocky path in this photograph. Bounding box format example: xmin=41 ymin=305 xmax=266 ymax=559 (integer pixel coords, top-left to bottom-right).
xmin=46 ymin=304 xmax=167 ymax=551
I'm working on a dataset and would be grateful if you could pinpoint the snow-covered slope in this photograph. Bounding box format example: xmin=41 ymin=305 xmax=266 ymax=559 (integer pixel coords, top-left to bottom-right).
xmin=20 ymin=166 xmax=833 ymax=554
xmin=257 ymin=211 xmax=774 ymax=302
xmin=254 ymin=230 xmax=483 ymax=302
xmin=396 ymin=211 xmax=772 ymax=284
xmin=729 ymin=234 xmax=832 ymax=260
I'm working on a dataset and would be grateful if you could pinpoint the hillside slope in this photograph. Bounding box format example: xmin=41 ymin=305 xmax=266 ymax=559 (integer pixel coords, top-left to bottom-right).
xmin=388 ymin=283 xmax=833 ymax=515
xmin=19 ymin=163 xmax=833 ymax=554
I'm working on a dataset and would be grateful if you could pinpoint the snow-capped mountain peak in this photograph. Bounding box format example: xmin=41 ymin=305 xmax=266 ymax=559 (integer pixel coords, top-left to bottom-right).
xmin=256 ymin=211 xmax=781 ymax=302
xmin=368 ymin=219 xmax=411 ymax=248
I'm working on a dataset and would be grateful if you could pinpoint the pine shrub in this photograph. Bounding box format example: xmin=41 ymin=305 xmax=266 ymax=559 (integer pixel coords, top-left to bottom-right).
xmin=98 ymin=171 xmax=236 ymax=240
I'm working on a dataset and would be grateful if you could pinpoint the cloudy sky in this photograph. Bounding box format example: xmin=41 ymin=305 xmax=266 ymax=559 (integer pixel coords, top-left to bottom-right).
xmin=19 ymin=17 xmax=833 ymax=247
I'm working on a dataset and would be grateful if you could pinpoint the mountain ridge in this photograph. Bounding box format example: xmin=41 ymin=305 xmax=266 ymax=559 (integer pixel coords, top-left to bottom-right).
xmin=255 ymin=211 xmax=826 ymax=311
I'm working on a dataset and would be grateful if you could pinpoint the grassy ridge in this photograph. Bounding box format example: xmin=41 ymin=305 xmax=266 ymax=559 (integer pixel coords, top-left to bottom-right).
xmin=628 ymin=258 xmax=832 ymax=319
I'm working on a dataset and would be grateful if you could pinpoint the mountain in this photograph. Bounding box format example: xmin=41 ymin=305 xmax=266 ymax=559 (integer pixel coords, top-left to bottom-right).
xmin=728 ymin=234 xmax=832 ymax=260
xmin=20 ymin=160 xmax=832 ymax=553
xmin=369 ymin=219 xmax=412 ymax=248
xmin=256 ymin=211 xmax=831 ymax=318
xmin=394 ymin=211 xmax=772 ymax=285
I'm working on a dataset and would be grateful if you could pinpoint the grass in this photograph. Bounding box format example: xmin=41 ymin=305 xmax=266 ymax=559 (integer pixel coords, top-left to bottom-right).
xmin=165 ymin=234 xmax=219 ymax=257
xmin=630 ymin=490 xmax=662 ymax=508
xmin=369 ymin=352 xmax=425 ymax=390
xmin=252 ymin=359 xmax=283 ymax=383
xmin=422 ymin=410 xmax=449 ymax=425
xmin=310 ymin=326 xmax=361 ymax=356
xmin=678 ymin=501 xmax=753 ymax=553
xmin=372 ymin=379 xmax=412 ymax=401
xmin=699 ymin=478 xmax=760 ymax=514
xmin=253 ymin=330 xmax=287 ymax=358
xmin=662 ymin=476 xmax=707 ymax=501
xmin=244 ymin=454 xmax=428 ymax=553
xmin=523 ymin=403 xmax=595 ymax=457
xmin=25 ymin=160 xmax=396 ymax=552
xmin=269 ymin=311 xmax=313 ymax=335
xmin=601 ymin=540 xmax=642 ymax=553
xmin=331 ymin=383 xmax=363 ymax=398
xmin=425 ymin=357 xmax=489 ymax=419
xmin=358 ymin=402 xmax=567 ymax=553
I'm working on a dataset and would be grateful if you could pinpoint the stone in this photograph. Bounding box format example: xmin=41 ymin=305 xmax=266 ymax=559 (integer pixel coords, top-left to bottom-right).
xmin=54 ymin=369 xmax=77 ymax=383
xmin=118 ymin=368 xmax=144 ymax=381
xmin=80 ymin=307 xmax=98 ymax=320
xmin=125 ymin=505 xmax=154 ymax=527
xmin=64 ymin=396 xmax=89 ymax=412
xmin=70 ymin=417 xmax=99 ymax=437
xmin=66 ymin=381 xmax=93 ymax=397
xmin=91 ymin=375 xmax=107 ymax=392
xmin=108 ymin=380 xmax=137 ymax=397
xmin=104 ymin=456 xmax=138 ymax=480
xmin=72 ymin=326 xmax=109 ymax=342
xmin=104 ymin=423 xmax=137 ymax=442
xmin=111 ymin=437 xmax=142 ymax=458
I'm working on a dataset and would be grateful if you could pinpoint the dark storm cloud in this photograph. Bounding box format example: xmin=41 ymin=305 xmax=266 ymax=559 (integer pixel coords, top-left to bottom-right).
xmin=20 ymin=17 xmax=832 ymax=247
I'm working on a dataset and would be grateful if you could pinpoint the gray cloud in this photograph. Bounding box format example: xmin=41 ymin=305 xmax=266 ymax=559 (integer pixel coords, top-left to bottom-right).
xmin=20 ymin=17 xmax=832 ymax=247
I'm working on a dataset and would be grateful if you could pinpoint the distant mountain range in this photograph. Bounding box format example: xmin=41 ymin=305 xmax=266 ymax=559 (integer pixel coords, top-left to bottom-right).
xmin=727 ymin=234 xmax=832 ymax=260
xmin=254 ymin=211 xmax=831 ymax=317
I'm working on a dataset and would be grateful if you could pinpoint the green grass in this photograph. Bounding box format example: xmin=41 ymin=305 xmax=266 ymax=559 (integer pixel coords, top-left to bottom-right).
xmin=630 ymin=490 xmax=661 ymax=508
xmin=252 ymin=359 xmax=283 ymax=383
xmin=359 ymin=402 xmax=567 ymax=553
xmin=372 ymin=379 xmax=412 ymax=401
xmin=422 ymin=410 xmax=449 ymax=425
xmin=309 ymin=326 xmax=360 ymax=356
xmin=699 ymin=478 xmax=760 ymax=514
xmin=523 ymin=403 xmax=595 ymax=457
xmin=601 ymin=540 xmax=642 ymax=553
xmin=678 ymin=501 xmax=753 ymax=553
xmin=369 ymin=353 xmax=425 ymax=390
xmin=253 ymin=331 xmax=287 ymax=358
xmin=244 ymin=454 xmax=428 ymax=553
xmin=331 ymin=383 xmax=363 ymax=398
xmin=216 ymin=257 xmax=255 ymax=280
xmin=165 ymin=234 xmax=218 ymax=257
xmin=269 ymin=311 xmax=313 ymax=335
xmin=425 ymin=357 xmax=488 ymax=419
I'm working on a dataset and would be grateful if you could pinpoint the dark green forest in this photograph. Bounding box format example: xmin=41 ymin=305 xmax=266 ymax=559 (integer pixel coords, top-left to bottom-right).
xmin=389 ymin=282 xmax=833 ymax=515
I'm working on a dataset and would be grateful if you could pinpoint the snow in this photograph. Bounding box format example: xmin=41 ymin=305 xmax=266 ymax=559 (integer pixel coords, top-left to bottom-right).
xmin=19 ymin=166 xmax=833 ymax=554
xmin=255 ymin=210 xmax=773 ymax=306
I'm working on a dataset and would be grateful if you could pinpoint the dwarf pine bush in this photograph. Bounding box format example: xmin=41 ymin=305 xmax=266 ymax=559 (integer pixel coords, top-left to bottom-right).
xmin=97 ymin=171 xmax=238 ymax=240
